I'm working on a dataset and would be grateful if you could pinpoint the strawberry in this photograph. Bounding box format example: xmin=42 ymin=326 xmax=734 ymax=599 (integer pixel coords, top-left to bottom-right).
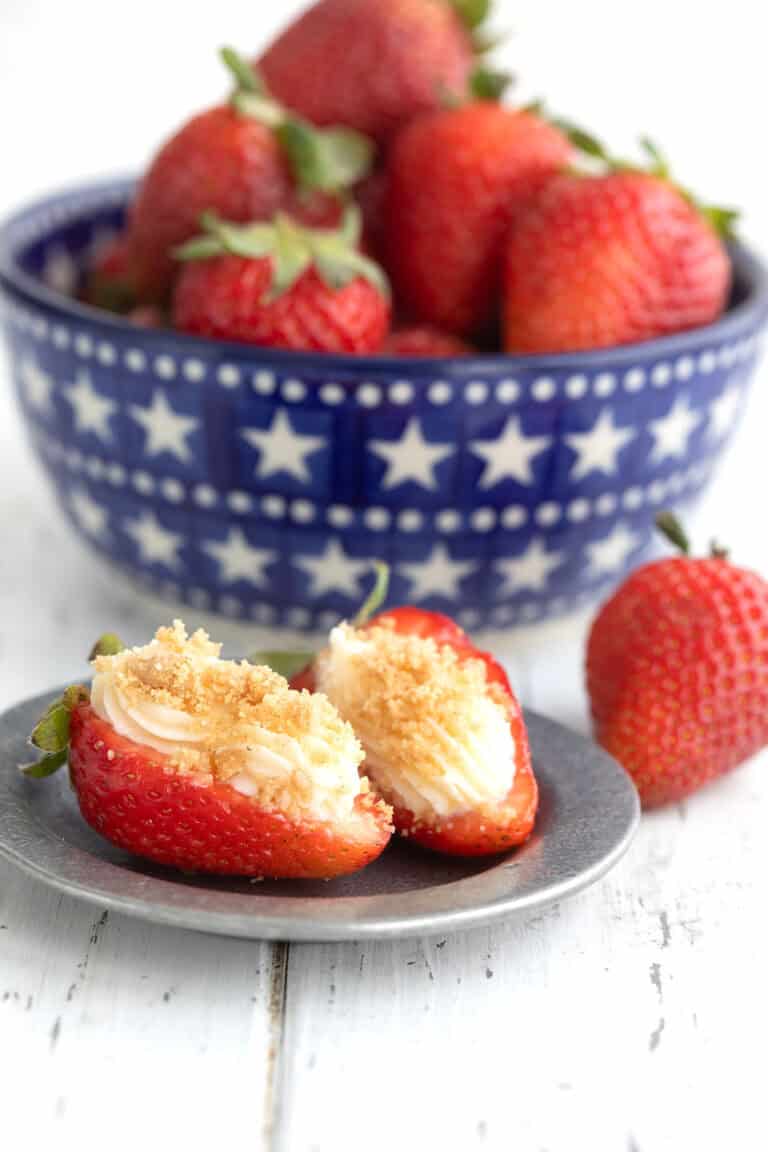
xmin=503 ymin=135 xmax=732 ymax=353
xmin=383 ymin=325 xmax=474 ymax=357
xmin=126 ymin=305 xmax=166 ymax=328
xmin=587 ymin=513 xmax=768 ymax=809
xmin=259 ymin=0 xmax=482 ymax=143
xmin=127 ymin=48 xmax=373 ymax=302
xmin=172 ymin=207 xmax=390 ymax=352
xmin=385 ymin=102 xmax=571 ymax=338
xmin=286 ymin=570 xmax=538 ymax=856
xmin=83 ymin=233 xmax=137 ymax=313
xmin=22 ymin=630 xmax=392 ymax=879
xmin=67 ymin=705 xmax=390 ymax=879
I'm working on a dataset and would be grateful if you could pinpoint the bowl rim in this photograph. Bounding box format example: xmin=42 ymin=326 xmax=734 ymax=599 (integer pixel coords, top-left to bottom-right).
xmin=2 ymin=174 xmax=768 ymax=374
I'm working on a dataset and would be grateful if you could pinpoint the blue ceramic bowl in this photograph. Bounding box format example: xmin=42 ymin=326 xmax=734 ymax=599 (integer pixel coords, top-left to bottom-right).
xmin=2 ymin=178 xmax=767 ymax=633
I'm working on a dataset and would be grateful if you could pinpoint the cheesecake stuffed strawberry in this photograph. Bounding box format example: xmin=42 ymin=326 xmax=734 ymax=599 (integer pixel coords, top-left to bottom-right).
xmin=291 ymin=603 xmax=537 ymax=856
xmin=23 ymin=622 xmax=392 ymax=878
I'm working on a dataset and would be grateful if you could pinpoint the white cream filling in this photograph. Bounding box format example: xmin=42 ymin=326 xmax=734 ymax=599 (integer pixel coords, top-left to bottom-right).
xmin=90 ymin=633 xmax=364 ymax=822
xmin=316 ymin=625 xmax=516 ymax=820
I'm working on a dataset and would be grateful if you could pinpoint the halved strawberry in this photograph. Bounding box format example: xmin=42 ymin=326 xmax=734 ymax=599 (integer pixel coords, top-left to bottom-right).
xmin=68 ymin=704 xmax=391 ymax=878
xmin=291 ymin=603 xmax=538 ymax=856
xmin=22 ymin=626 xmax=392 ymax=879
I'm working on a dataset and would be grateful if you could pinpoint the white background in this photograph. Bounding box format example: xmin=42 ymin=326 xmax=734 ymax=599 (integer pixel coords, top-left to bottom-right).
xmin=0 ymin=4 xmax=767 ymax=1151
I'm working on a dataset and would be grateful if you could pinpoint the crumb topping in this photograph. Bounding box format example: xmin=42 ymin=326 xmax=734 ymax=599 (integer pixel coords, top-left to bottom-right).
xmin=90 ymin=621 xmax=372 ymax=823
xmin=315 ymin=623 xmax=517 ymax=821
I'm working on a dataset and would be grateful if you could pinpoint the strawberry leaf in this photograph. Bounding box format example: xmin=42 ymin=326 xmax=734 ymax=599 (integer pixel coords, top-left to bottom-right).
xmin=470 ymin=66 xmax=513 ymax=102
xmin=30 ymin=703 xmax=71 ymax=753
xmin=250 ymin=650 xmax=316 ymax=679
xmin=21 ymin=749 xmax=68 ymax=779
xmin=278 ymin=120 xmax=373 ymax=194
xmin=23 ymin=684 xmax=89 ymax=779
xmin=450 ymin=0 xmax=491 ymax=30
xmin=220 ymin=46 xmax=266 ymax=95
xmin=89 ymin=632 xmax=125 ymax=660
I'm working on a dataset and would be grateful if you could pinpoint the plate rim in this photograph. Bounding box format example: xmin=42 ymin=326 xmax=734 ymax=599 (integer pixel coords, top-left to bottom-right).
xmin=0 ymin=690 xmax=640 ymax=941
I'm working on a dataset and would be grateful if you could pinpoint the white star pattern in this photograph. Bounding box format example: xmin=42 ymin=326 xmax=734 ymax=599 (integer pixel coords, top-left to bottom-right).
xmin=400 ymin=545 xmax=477 ymax=601
xmin=470 ymin=417 xmax=549 ymax=488
xmin=498 ymin=539 xmax=563 ymax=593
xmin=708 ymin=387 xmax=742 ymax=440
xmin=565 ymin=409 xmax=636 ymax=481
xmin=20 ymin=357 xmax=53 ymax=414
xmin=204 ymin=528 xmax=274 ymax=585
xmin=42 ymin=246 xmax=78 ymax=296
xmin=587 ymin=523 xmax=641 ymax=576
xmin=242 ymin=410 xmax=325 ymax=484
xmin=65 ymin=371 xmax=116 ymax=441
xmin=649 ymin=397 xmax=701 ymax=463
xmin=125 ymin=511 xmax=182 ymax=568
xmin=370 ymin=418 xmax=453 ymax=490
xmin=70 ymin=487 xmax=108 ymax=540
xmin=296 ymin=540 xmax=373 ymax=598
xmin=130 ymin=391 xmax=199 ymax=462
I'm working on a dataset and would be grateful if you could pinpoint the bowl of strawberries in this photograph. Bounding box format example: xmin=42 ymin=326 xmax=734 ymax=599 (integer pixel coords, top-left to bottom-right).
xmin=1 ymin=0 xmax=766 ymax=633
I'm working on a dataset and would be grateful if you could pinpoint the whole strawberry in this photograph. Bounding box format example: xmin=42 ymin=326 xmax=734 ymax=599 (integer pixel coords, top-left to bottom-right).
xmin=127 ymin=48 xmax=372 ymax=302
xmin=503 ymin=136 xmax=732 ymax=352
xmin=173 ymin=207 xmax=390 ymax=353
xmin=83 ymin=233 xmax=137 ymax=312
xmin=259 ymin=0 xmax=482 ymax=143
xmin=587 ymin=513 xmax=768 ymax=808
xmin=383 ymin=325 xmax=474 ymax=357
xmin=385 ymin=102 xmax=571 ymax=339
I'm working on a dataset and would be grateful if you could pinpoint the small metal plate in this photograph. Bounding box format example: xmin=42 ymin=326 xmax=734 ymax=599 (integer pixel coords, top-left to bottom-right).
xmin=0 ymin=690 xmax=640 ymax=941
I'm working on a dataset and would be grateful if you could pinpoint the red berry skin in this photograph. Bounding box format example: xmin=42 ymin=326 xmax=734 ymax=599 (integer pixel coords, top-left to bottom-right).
xmin=385 ymin=104 xmax=572 ymax=338
xmin=587 ymin=556 xmax=768 ymax=808
xmin=173 ymin=255 xmax=389 ymax=352
xmin=83 ymin=233 xmax=137 ymax=312
xmin=259 ymin=0 xmax=473 ymax=143
xmin=293 ymin=608 xmax=538 ymax=856
xmin=127 ymin=106 xmax=293 ymax=303
xmin=383 ymin=325 xmax=474 ymax=357
xmin=68 ymin=704 xmax=393 ymax=879
xmin=503 ymin=171 xmax=731 ymax=353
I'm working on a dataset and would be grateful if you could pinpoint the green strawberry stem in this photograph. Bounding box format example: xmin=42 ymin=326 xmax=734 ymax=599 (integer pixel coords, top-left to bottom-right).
xmin=250 ymin=562 xmax=391 ymax=677
xmin=655 ymin=511 xmax=691 ymax=555
xmin=220 ymin=46 xmax=374 ymax=193
xmin=352 ymin=561 xmax=390 ymax=627
xmin=174 ymin=206 xmax=390 ymax=300
xmin=656 ymin=511 xmax=731 ymax=560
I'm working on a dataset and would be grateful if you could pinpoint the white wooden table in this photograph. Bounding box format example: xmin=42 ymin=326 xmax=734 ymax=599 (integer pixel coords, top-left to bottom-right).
xmin=2 ymin=2 xmax=768 ymax=1142
xmin=1 ymin=353 xmax=766 ymax=1152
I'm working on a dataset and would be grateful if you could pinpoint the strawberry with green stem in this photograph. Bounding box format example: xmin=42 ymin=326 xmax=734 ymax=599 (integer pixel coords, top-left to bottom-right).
xmin=587 ymin=512 xmax=768 ymax=808
xmin=172 ymin=204 xmax=390 ymax=352
xmin=126 ymin=47 xmax=374 ymax=302
xmin=259 ymin=563 xmax=538 ymax=857
xmin=502 ymin=129 xmax=734 ymax=353
xmin=22 ymin=629 xmax=392 ymax=879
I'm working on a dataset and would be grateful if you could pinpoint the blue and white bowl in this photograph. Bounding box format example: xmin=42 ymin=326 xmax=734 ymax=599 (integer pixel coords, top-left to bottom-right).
xmin=2 ymin=179 xmax=767 ymax=633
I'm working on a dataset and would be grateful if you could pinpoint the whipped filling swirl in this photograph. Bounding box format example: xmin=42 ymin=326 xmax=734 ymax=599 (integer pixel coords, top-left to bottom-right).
xmin=90 ymin=621 xmax=366 ymax=823
xmin=315 ymin=623 xmax=516 ymax=821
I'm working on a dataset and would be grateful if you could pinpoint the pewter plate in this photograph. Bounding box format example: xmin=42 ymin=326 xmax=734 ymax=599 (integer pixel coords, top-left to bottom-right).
xmin=0 ymin=690 xmax=640 ymax=941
